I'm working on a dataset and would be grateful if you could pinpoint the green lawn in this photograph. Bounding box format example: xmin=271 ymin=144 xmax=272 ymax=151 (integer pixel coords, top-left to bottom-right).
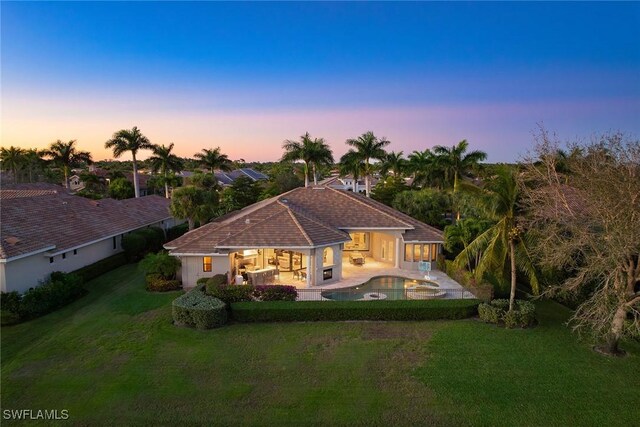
xmin=2 ymin=264 xmax=639 ymax=426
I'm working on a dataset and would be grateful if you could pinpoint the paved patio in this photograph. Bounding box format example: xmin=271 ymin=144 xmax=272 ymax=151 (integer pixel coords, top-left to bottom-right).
xmin=291 ymin=256 xmax=474 ymax=301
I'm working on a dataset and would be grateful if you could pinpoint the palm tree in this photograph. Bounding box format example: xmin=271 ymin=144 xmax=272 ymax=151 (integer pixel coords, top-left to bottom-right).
xmin=339 ymin=149 xmax=365 ymax=192
xmin=170 ymin=186 xmax=218 ymax=230
xmin=433 ymin=139 xmax=487 ymax=192
xmin=281 ymin=132 xmax=334 ymax=187
xmin=105 ymin=127 xmax=154 ymax=198
xmin=42 ymin=140 xmax=92 ymax=189
xmin=194 ymin=147 xmax=233 ymax=174
xmin=23 ymin=149 xmax=46 ymax=183
xmin=454 ymin=166 xmax=539 ymax=312
xmin=148 ymin=143 xmax=183 ymax=198
xmin=407 ymin=149 xmax=444 ymax=188
xmin=379 ymin=151 xmax=406 ymax=178
xmin=344 ymin=131 xmax=390 ymax=197
xmin=0 ymin=146 xmax=26 ymax=184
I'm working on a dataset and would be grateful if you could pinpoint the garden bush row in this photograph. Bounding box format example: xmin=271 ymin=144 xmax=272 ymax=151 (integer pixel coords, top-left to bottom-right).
xmin=71 ymin=253 xmax=128 ymax=282
xmin=121 ymin=227 xmax=165 ymax=261
xmin=229 ymin=299 xmax=480 ymax=322
xmin=145 ymin=274 xmax=182 ymax=292
xmin=172 ymin=285 xmax=227 ymax=329
xmin=207 ymin=284 xmax=297 ymax=303
xmin=0 ymin=272 xmax=86 ymax=325
xmin=478 ymin=299 xmax=536 ymax=328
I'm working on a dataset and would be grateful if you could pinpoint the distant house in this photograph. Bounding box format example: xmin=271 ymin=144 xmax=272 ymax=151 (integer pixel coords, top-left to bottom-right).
xmin=214 ymin=168 xmax=268 ymax=187
xmin=71 ymin=168 xmax=152 ymax=196
xmin=318 ymin=174 xmax=378 ymax=194
xmin=165 ymin=185 xmax=443 ymax=289
xmin=0 ymin=183 xmax=178 ymax=293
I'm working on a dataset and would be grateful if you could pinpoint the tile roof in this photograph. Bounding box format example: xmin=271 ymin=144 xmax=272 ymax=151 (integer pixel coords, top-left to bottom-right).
xmin=167 ymin=185 xmax=443 ymax=254
xmin=1 ymin=184 xmax=172 ymax=260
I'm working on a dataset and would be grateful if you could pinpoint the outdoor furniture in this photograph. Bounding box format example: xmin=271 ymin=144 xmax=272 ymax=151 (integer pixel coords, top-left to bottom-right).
xmin=349 ymin=252 xmax=365 ymax=265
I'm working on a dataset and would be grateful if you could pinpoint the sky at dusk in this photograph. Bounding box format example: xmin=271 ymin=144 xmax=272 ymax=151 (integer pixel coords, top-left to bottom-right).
xmin=2 ymin=2 xmax=639 ymax=163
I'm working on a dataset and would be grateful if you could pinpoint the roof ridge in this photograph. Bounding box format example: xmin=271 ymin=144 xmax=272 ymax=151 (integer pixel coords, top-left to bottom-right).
xmin=280 ymin=201 xmax=314 ymax=245
xmin=215 ymin=205 xmax=292 ymax=246
xmin=284 ymin=200 xmax=350 ymax=240
xmin=324 ymin=186 xmax=414 ymax=229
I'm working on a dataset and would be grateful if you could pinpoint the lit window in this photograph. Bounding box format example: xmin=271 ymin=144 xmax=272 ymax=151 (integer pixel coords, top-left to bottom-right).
xmin=431 ymin=244 xmax=438 ymax=262
xmin=344 ymin=232 xmax=370 ymax=251
xmin=404 ymin=244 xmax=413 ymax=262
xmin=423 ymin=244 xmax=430 ymax=262
xmin=203 ymin=256 xmax=212 ymax=272
xmin=413 ymin=244 xmax=421 ymax=261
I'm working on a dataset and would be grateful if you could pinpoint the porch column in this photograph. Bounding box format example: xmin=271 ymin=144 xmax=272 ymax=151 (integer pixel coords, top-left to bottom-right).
xmin=306 ymin=249 xmax=313 ymax=287
xmin=395 ymin=237 xmax=402 ymax=268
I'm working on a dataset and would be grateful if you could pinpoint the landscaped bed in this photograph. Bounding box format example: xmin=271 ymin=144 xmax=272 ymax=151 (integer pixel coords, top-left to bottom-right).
xmin=2 ymin=263 xmax=639 ymax=426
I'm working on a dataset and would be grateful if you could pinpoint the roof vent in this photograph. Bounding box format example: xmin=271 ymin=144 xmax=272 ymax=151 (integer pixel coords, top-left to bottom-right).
xmin=281 ymin=198 xmax=288 ymax=204
xmin=245 ymin=219 xmax=251 ymax=224
xmin=312 ymin=187 xmax=325 ymax=190
xmin=4 ymin=236 xmax=21 ymax=246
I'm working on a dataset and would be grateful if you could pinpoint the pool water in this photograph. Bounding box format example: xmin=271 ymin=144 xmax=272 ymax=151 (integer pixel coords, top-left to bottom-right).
xmin=321 ymin=276 xmax=438 ymax=301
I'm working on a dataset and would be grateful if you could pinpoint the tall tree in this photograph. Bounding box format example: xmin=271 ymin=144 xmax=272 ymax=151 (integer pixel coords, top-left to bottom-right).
xmin=0 ymin=146 xmax=25 ymax=184
xmin=105 ymin=127 xmax=153 ymax=198
xmin=345 ymin=131 xmax=390 ymax=197
xmin=433 ymin=139 xmax=487 ymax=192
xmin=522 ymin=131 xmax=640 ymax=355
xmin=339 ymin=150 xmax=364 ymax=192
xmin=42 ymin=140 xmax=92 ymax=189
xmin=379 ymin=151 xmax=406 ymax=178
xmin=455 ymin=166 xmax=539 ymax=311
xmin=407 ymin=149 xmax=444 ymax=189
xmin=23 ymin=149 xmax=46 ymax=183
xmin=194 ymin=147 xmax=233 ymax=173
xmin=281 ymin=132 xmax=334 ymax=187
xmin=170 ymin=186 xmax=219 ymax=230
xmin=148 ymin=143 xmax=183 ymax=198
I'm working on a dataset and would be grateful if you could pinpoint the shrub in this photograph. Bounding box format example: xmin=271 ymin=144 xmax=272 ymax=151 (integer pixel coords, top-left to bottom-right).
xmin=167 ymin=223 xmax=189 ymax=241
xmin=230 ymin=299 xmax=480 ymax=322
xmin=139 ymin=251 xmax=180 ymax=279
xmin=0 ymin=291 xmax=22 ymax=314
xmin=137 ymin=227 xmax=165 ymax=252
xmin=1 ymin=310 xmax=21 ymax=326
xmin=254 ymin=285 xmax=297 ymax=301
xmin=478 ymin=299 xmax=536 ymax=328
xmin=72 ymin=253 xmax=128 ymax=282
xmin=19 ymin=272 xmax=86 ymax=320
xmin=204 ymin=274 xmax=228 ymax=294
xmin=172 ymin=285 xmax=227 ymax=329
xmin=145 ymin=274 xmax=182 ymax=292
xmin=208 ymin=285 xmax=255 ymax=303
xmin=121 ymin=233 xmax=147 ymax=261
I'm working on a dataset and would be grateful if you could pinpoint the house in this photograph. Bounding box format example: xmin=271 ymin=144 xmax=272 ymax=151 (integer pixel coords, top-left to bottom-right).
xmin=318 ymin=174 xmax=378 ymax=194
xmin=165 ymin=185 xmax=443 ymax=288
xmin=214 ymin=168 xmax=268 ymax=187
xmin=0 ymin=183 xmax=177 ymax=293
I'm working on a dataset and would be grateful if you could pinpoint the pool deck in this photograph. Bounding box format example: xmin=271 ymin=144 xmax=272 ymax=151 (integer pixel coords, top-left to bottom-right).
xmin=294 ymin=258 xmax=475 ymax=301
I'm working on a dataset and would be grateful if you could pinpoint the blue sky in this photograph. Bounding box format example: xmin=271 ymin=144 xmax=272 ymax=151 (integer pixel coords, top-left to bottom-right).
xmin=2 ymin=2 xmax=639 ymax=161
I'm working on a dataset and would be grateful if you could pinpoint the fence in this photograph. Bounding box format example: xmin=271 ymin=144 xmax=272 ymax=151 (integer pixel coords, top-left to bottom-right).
xmin=295 ymin=287 xmax=477 ymax=301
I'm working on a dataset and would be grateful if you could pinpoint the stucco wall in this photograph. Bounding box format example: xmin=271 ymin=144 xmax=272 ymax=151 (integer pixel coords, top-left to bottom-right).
xmin=1 ymin=238 xmax=121 ymax=293
xmin=370 ymin=232 xmax=398 ymax=264
xmin=180 ymin=255 xmax=229 ymax=289
xmin=1 ymin=220 xmax=177 ymax=294
xmin=312 ymin=244 xmax=342 ymax=286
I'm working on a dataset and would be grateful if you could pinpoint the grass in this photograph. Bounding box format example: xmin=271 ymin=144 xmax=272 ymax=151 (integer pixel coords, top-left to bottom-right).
xmin=2 ymin=263 xmax=639 ymax=426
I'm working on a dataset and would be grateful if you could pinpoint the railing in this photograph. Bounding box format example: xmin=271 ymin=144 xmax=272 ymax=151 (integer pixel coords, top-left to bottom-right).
xmin=295 ymin=287 xmax=476 ymax=301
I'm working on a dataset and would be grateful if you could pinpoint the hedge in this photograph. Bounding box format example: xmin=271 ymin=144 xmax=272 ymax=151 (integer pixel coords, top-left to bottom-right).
xmin=136 ymin=227 xmax=165 ymax=252
xmin=167 ymin=223 xmax=189 ymax=241
xmin=201 ymin=274 xmax=228 ymax=293
xmin=230 ymin=299 xmax=480 ymax=322
xmin=71 ymin=253 xmax=128 ymax=282
xmin=1 ymin=272 xmax=86 ymax=324
xmin=145 ymin=274 xmax=182 ymax=292
xmin=207 ymin=284 xmax=297 ymax=303
xmin=172 ymin=285 xmax=227 ymax=329
xmin=478 ymin=299 xmax=536 ymax=328
xmin=121 ymin=233 xmax=147 ymax=261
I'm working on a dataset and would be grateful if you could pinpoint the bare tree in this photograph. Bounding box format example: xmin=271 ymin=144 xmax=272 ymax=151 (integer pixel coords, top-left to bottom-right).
xmin=521 ymin=129 xmax=640 ymax=355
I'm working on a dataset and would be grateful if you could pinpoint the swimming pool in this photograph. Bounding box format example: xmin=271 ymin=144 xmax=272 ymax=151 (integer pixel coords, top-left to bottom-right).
xmin=321 ymin=276 xmax=443 ymax=301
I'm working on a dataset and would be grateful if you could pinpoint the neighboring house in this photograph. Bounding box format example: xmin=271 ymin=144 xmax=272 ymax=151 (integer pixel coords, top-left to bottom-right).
xmin=165 ymin=185 xmax=443 ymax=288
xmin=214 ymin=168 xmax=268 ymax=187
xmin=73 ymin=168 xmax=152 ymax=196
xmin=69 ymin=174 xmax=85 ymax=192
xmin=318 ymin=174 xmax=378 ymax=194
xmin=0 ymin=183 xmax=177 ymax=293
